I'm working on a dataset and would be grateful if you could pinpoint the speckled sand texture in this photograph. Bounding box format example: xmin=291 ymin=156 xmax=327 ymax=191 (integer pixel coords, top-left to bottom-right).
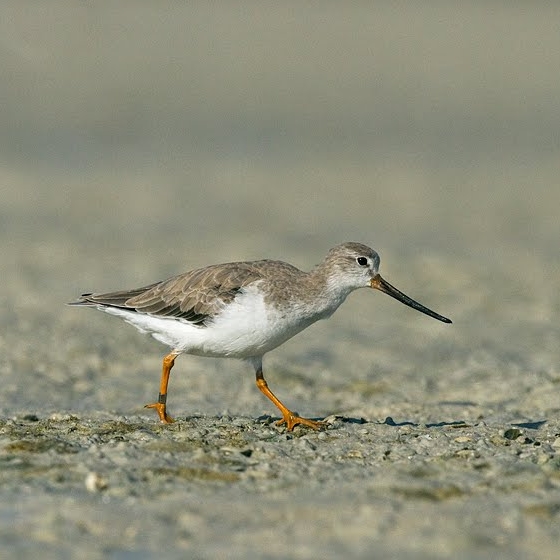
xmin=2 ymin=3 xmax=560 ymax=559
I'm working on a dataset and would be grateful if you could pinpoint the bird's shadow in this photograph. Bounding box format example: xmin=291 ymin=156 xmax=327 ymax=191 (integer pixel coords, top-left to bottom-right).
xmin=335 ymin=416 xmax=469 ymax=428
xmin=181 ymin=414 xmax=548 ymax=432
xmin=511 ymin=420 xmax=547 ymax=430
xmin=380 ymin=416 xmax=470 ymax=428
xmin=255 ymin=415 xmax=472 ymax=429
xmin=336 ymin=416 xmax=548 ymax=430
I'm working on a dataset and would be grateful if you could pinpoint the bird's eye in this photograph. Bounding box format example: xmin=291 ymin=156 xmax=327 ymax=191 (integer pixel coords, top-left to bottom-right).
xmin=356 ymin=256 xmax=368 ymax=266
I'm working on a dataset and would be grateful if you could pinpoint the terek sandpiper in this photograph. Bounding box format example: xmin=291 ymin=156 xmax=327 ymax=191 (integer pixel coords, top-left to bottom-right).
xmin=71 ymin=242 xmax=451 ymax=430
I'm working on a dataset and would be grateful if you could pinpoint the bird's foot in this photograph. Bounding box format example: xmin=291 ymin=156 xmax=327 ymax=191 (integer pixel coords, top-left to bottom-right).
xmin=144 ymin=401 xmax=175 ymax=424
xmin=276 ymin=411 xmax=326 ymax=432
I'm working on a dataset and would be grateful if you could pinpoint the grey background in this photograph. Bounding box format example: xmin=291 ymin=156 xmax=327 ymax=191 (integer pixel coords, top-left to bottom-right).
xmin=1 ymin=3 xmax=559 ymax=559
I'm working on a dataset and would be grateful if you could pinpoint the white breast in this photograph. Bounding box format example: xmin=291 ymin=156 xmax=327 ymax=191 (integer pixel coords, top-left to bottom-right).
xmin=197 ymin=284 xmax=314 ymax=358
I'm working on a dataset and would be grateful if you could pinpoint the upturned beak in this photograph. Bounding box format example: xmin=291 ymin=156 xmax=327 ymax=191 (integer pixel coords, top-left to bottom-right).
xmin=370 ymin=274 xmax=452 ymax=324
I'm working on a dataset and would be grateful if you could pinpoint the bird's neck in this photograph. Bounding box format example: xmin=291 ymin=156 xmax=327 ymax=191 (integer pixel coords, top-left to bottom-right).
xmin=304 ymin=266 xmax=353 ymax=317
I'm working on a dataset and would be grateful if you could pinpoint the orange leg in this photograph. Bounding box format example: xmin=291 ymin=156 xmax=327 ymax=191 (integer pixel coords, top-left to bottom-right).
xmin=145 ymin=351 xmax=179 ymax=423
xmin=255 ymin=367 xmax=325 ymax=431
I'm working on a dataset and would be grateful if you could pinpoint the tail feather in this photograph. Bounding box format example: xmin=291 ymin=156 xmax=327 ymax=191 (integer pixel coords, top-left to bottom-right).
xmin=68 ymin=283 xmax=159 ymax=309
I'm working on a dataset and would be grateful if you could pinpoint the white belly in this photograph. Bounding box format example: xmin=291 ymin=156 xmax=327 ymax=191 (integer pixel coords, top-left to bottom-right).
xmin=99 ymin=285 xmax=318 ymax=359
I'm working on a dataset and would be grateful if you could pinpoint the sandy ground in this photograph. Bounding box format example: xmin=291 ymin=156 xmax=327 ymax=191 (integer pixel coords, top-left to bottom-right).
xmin=2 ymin=3 xmax=560 ymax=559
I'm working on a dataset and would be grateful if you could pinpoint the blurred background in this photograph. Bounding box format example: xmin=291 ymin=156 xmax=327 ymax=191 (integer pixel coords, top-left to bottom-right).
xmin=1 ymin=2 xmax=559 ymax=418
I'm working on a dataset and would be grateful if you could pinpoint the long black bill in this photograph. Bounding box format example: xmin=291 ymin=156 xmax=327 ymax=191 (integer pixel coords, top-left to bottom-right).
xmin=370 ymin=274 xmax=452 ymax=324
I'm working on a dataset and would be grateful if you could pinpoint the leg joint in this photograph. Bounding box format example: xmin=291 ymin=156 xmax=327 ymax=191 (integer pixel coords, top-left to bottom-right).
xmin=163 ymin=354 xmax=177 ymax=368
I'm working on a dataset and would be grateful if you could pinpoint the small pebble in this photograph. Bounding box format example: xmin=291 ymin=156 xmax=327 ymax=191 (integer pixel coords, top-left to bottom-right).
xmin=503 ymin=428 xmax=523 ymax=440
xmin=85 ymin=472 xmax=108 ymax=493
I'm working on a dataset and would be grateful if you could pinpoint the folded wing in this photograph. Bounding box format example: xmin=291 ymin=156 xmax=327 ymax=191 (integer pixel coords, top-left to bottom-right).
xmin=71 ymin=262 xmax=266 ymax=327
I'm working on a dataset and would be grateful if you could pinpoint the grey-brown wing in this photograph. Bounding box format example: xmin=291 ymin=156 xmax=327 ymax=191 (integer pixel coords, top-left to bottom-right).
xmin=73 ymin=262 xmax=266 ymax=326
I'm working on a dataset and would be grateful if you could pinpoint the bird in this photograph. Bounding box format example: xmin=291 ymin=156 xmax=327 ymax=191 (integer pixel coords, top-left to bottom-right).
xmin=70 ymin=242 xmax=451 ymax=430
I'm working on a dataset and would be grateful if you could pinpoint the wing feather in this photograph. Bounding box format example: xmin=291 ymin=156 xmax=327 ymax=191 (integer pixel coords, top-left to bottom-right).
xmin=72 ymin=262 xmax=265 ymax=327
